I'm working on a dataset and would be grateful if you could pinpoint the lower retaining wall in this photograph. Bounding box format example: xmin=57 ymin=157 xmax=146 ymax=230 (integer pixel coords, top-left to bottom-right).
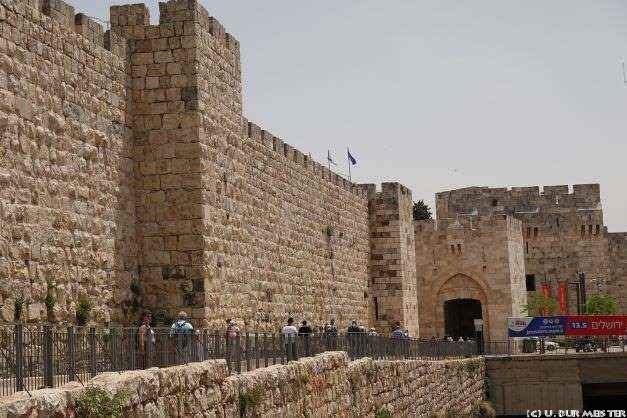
xmin=0 ymin=352 xmax=486 ymax=417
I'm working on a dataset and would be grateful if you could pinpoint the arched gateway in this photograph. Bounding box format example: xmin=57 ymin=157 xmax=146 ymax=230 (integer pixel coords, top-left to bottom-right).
xmin=444 ymin=298 xmax=482 ymax=339
xmin=435 ymin=274 xmax=489 ymax=341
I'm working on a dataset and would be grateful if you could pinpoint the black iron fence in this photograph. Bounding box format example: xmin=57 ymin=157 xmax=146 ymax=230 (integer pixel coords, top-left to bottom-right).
xmin=483 ymin=336 xmax=627 ymax=356
xmin=0 ymin=324 xmax=478 ymax=397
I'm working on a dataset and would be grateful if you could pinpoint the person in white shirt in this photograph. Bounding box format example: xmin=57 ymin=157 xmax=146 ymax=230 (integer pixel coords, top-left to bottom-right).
xmin=282 ymin=317 xmax=298 ymax=361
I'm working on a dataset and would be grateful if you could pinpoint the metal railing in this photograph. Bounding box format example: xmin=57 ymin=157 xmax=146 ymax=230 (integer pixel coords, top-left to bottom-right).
xmin=0 ymin=324 xmax=478 ymax=397
xmin=483 ymin=336 xmax=627 ymax=356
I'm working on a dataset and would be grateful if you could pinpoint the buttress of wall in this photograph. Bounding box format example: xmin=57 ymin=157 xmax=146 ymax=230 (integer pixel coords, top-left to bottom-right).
xmin=0 ymin=1 xmax=136 ymax=323
xmin=191 ymin=1 xmax=370 ymax=330
xmin=608 ymin=233 xmax=627 ymax=313
xmin=110 ymin=1 xmax=212 ymax=323
xmin=414 ymin=215 xmax=525 ymax=342
xmin=367 ymin=183 xmax=418 ymax=336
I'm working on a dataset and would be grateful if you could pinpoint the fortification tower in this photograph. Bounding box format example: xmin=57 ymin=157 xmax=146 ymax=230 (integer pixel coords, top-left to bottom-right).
xmin=436 ymin=184 xmax=612 ymax=313
xmin=364 ymin=183 xmax=419 ymax=335
xmin=414 ymin=215 xmax=527 ymax=342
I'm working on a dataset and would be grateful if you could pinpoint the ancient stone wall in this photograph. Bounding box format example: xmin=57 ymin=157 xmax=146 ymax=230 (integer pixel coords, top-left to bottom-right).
xmin=0 ymin=352 xmax=486 ymax=417
xmin=227 ymin=124 xmax=370 ymax=331
xmin=435 ymin=184 xmax=614 ymax=314
xmin=0 ymin=0 xmax=375 ymax=330
xmin=414 ymin=215 xmax=527 ymax=342
xmin=608 ymin=233 xmax=627 ymax=313
xmin=0 ymin=0 xmax=136 ymax=323
xmin=106 ymin=0 xmax=370 ymax=329
xmin=366 ymin=183 xmax=419 ymax=336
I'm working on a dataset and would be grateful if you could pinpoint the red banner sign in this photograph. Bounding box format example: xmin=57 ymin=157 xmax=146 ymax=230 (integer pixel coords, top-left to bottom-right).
xmin=541 ymin=283 xmax=551 ymax=315
xmin=565 ymin=315 xmax=627 ymax=336
xmin=557 ymin=282 xmax=568 ymax=314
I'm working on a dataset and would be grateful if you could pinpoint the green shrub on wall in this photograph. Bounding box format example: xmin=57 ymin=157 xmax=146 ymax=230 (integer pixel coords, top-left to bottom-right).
xmin=75 ymin=387 xmax=128 ymax=418
xmin=239 ymin=384 xmax=264 ymax=417
xmin=76 ymin=297 xmax=92 ymax=326
xmin=375 ymin=407 xmax=393 ymax=418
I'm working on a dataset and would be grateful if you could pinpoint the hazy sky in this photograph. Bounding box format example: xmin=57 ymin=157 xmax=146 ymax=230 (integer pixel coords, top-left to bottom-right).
xmin=76 ymin=1 xmax=627 ymax=231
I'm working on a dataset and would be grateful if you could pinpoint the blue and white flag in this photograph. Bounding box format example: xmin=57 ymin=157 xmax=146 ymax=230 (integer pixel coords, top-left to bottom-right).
xmin=347 ymin=149 xmax=357 ymax=165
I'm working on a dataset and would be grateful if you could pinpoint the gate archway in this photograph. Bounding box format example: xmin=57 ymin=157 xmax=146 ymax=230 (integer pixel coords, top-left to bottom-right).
xmin=444 ymin=298 xmax=482 ymax=339
xmin=434 ymin=273 xmax=489 ymax=341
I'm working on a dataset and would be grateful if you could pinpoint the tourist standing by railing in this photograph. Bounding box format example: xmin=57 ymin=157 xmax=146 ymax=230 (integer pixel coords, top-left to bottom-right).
xmin=298 ymin=320 xmax=313 ymax=357
xmin=137 ymin=312 xmax=155 ymax=369
xmin=225 ymin=319 xmax=240 ymax=370
xmin=324 ymin=319 xmax=338 ymax=351
xmin=169 ymin=312 xmax=194 ymax=364
xmin=282 ymin=318 xmax=298 ymax=361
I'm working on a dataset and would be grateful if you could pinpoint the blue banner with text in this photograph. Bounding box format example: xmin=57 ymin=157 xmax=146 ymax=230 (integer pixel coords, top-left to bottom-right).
xmin=507 ymin=316 xmax=567 ymax=337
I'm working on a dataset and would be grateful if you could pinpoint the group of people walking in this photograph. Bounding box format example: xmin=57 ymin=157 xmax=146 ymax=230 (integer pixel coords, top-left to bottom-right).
xmin=135 ymin=311 xmax=413 ymax=368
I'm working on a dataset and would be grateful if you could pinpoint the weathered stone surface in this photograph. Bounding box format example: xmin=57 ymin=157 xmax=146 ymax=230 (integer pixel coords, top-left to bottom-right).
xmin=0 ymin=0 xmax=136 ymax=324
xmin=0 ymin=353 xmax=486 ymax=417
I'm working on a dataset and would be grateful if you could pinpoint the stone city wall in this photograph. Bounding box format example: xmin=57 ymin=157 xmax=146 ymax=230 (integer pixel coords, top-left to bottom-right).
xmin=0 ymin=0 xmax=137 ymax=324
xmin=112 ymin=0 xmax=371 ymax=329
xmin=0 ymin=0 xmax=373 ymax=330
xmin=0 ymin=352 xmax=486 ymax=417
xmin=435 ymin=184 xmax=602 ymax=219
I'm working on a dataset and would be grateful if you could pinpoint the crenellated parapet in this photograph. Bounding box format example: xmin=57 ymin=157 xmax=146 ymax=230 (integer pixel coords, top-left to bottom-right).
xmin=245 ymin=120 xmax=367 ymax=198
xmin=436 ymin=184 xmax=602 ymax=220
xmin=415 ymin=214 xmax=523 ymax=245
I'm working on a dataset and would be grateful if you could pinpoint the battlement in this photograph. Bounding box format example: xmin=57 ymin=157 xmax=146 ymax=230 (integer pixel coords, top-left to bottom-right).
xmin=414 ymin=214 xmax=523 ymax=242
xmin=245 ymin=121 xmax=367 ymax=198
xmin=109 ymin=0 xmax=239 ymax=54
xmin=436 ymin=184 xmax=601 ymax=220
xmin=2 ymin=0 xmax=127 ymax=58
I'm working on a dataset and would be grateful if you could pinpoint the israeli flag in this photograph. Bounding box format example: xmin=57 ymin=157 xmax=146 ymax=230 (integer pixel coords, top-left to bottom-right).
xmin=347 ymin=149 xmax=357 ymax=165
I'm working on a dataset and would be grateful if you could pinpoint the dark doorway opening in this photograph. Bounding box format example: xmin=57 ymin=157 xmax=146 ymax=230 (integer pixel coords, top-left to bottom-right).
xmin=444 ymin=298 xmax=482 ymax=339
xmin=582 ymin=383 xmax=627 ymax=412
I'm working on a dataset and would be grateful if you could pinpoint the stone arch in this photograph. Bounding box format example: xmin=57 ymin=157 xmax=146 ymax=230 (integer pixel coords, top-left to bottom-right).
xmin=433 ymin=273 xmax=491 ymax=341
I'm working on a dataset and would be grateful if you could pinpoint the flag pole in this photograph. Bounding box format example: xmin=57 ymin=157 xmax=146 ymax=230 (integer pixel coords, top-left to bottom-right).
xmin=347 ymin=147 xmax=351 ymax=181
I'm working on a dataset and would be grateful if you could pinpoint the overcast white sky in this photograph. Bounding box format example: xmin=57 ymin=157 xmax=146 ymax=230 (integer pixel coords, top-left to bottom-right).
xmin=75 ymin=1 xmax=627 ymax=231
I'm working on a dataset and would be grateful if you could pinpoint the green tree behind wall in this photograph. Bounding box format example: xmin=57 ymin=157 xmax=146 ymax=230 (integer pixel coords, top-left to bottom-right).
xmin=412 ymin=200 xmax=433 ymax=221
xmin=584 ymin=294 xmax=617 ymax=314
xmin=522 ymin=292 xmax=558 ymax=316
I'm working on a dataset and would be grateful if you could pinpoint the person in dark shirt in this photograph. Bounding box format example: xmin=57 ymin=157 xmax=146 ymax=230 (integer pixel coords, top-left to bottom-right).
xmin=347 ymin=320 xmax=361 ymax=334
xmin=324 ymin=319 xmax=338 ymax=350
xmin=298 ymin=320 xmax=313 ymax=356
xmin=326 ymin=319 xmax=338 ymax=335
xmin=298 ymin=320 xmax=313 ymax=335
